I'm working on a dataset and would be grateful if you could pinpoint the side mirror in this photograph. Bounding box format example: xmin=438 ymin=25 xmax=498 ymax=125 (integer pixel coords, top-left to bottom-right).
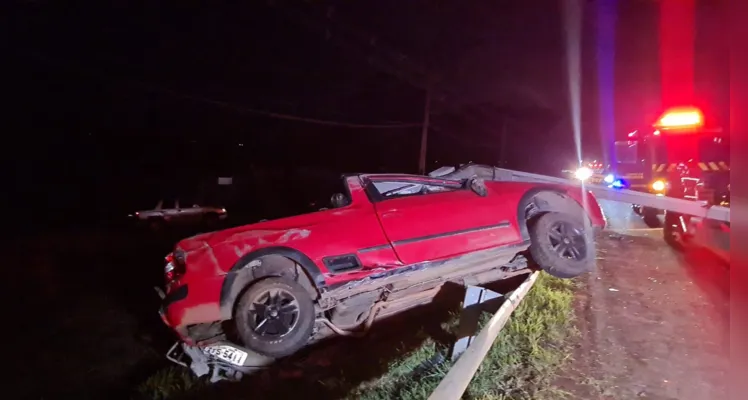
xmin=467 ymin=177 xmax=488 ymax=197
xmin=330 ymin=193 xmax=348 ymax=208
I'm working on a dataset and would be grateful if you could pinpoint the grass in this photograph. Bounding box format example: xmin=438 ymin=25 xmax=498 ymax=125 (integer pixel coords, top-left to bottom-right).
xmin=349 ymin=273 xmax=577 ymax=400
xmin=135 ymin=273 xmax=577 ymax=400
xmin=135 ymin=367 xmax=206 ymax=400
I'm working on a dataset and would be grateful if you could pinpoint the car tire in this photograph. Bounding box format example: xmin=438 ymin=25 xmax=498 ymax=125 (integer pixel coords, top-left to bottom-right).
xmin=234 ymin=277 xmax=315 ymax=358
xmin=529 ymin=212 xmax=595 ymax=279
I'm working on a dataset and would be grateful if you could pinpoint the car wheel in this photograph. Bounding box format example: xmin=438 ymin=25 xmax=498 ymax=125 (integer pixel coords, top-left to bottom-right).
xmin=234 ymin=277 xmax=315 ymax=358
xmin=529 ymin=212 xmax=595 ymax=278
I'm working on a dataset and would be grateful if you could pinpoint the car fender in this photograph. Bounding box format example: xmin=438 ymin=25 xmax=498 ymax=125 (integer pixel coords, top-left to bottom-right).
xmin=218 ymin=246 xmax=324 ymax=320
xmin=517 ymin=186 xmax=602 ymax=241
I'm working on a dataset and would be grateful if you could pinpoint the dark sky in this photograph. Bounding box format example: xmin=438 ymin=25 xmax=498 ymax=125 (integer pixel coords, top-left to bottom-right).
xmin=7 ymin=1 xmax=584 ymax=168
xmin=5 ymin=0 xmax=728 ymax=222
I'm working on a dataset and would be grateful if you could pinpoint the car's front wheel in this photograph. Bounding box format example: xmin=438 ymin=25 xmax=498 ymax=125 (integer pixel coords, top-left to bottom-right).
xmin=529 ymin=212 xmax=595 ymax=278
xmin=234 ymin=277 xmax=315 ymax=358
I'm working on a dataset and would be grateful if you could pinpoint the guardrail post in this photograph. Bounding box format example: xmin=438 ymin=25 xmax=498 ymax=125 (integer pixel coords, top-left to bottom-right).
xmin=451 ymin=285 xmax=504 ymax=361
xmin=429 ymin=271 xmax=540 ymax=400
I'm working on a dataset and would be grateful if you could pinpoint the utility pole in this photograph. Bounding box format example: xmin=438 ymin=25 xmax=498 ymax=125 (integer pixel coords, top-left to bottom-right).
xmin=418 ymin=88 xmax=431 ymax=174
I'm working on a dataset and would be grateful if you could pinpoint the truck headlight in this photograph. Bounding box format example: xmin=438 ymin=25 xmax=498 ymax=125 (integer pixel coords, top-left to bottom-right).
xmin=651 ymin=180 xmax=666 ymax=192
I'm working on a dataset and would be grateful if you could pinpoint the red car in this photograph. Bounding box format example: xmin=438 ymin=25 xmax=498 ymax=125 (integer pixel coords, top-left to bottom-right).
xmin=159 ymin=166 xmax=605 ymax=361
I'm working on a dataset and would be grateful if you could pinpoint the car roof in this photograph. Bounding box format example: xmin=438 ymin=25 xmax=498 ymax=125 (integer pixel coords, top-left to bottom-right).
xmin=357 ymin=173 xmax=463 ymax=184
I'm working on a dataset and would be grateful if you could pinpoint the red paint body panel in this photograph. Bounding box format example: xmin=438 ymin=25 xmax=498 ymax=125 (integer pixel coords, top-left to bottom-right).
xmin=374 ymin=185 xmax=522 ymax=263
xmin=160 ymin=173 xmax=605 ymax=338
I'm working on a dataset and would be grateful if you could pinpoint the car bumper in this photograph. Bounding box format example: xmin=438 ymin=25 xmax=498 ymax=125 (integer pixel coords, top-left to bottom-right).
xmin=159 ymin=285 xmax=193 ymax=341
xmin=159 ymin=279 xmax=225 ymax=344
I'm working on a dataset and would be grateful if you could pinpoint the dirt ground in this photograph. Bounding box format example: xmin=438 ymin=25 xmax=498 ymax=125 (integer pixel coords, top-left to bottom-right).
xmin=557 ymin=230 xmax=730 ymax=400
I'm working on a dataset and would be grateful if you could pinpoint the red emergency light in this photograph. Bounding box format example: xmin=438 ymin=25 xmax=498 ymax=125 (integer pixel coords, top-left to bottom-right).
xmin=654 ymin=106 xmax=703 ymax=129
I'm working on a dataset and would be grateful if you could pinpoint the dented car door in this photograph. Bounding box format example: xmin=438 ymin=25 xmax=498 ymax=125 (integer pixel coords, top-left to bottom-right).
xmin=369 ymin=177 xmax=518 ymax=265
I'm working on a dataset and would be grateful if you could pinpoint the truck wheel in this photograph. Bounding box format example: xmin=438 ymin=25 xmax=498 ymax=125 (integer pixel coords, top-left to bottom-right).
xmin=529 ymin=212 xmax=595 ymax=278
xmin=642 ymin=207 xmax=661 ymax=228
xmin=234 ymin=277 xmax=315 ymax=358
xmin=663 ymin=211 xmax=688 ymax=252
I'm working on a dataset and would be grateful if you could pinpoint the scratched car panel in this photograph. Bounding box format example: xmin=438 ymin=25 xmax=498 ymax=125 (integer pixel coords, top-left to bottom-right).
xmin=158 ymin=164 xmax=605 ymax=365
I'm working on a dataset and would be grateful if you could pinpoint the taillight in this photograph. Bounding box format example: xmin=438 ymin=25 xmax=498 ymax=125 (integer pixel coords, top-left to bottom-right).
xmin=164 ymin=251 xmax=186 ymax=283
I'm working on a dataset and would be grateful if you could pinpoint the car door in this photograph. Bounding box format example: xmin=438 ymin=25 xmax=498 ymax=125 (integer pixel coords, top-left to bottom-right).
xmin=369 ymin=177 xmax=519 ymax=265
xmin=161 ymin=199 xmax=181 ymax=222
xmin=178 ymin=197 xmax=206 ymax=223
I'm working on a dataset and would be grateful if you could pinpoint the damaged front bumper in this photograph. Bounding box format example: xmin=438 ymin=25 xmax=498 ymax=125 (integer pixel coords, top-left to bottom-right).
xmin=166 ymin=340 xmax=275 ymax=383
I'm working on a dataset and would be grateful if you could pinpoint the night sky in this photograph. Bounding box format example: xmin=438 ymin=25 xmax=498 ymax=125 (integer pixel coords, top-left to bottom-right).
xmin=6 ymin=0 xmax=727 ymax=227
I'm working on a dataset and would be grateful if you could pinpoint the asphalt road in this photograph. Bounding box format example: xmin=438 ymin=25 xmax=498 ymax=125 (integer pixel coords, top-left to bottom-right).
xmin=598 ymin=199 xmax=660 ymax=231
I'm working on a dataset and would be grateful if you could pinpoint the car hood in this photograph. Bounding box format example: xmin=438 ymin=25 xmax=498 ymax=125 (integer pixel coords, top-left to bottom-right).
xmin=176 ymin=208 xmax=344 ymax=252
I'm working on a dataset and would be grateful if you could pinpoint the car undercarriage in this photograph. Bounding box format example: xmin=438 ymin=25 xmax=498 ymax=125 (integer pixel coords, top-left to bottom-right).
xmin=164 ymin=242 xmax=534 ymax=381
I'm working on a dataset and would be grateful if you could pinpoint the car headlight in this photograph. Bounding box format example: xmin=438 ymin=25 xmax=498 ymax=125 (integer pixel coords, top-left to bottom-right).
xmin=603 ymin=174 xmax=615 ymax=184
xmin=574 ymin=167 xmax=593 ymax=181
xmin=651 ymin=180 xmax=666 ymax=192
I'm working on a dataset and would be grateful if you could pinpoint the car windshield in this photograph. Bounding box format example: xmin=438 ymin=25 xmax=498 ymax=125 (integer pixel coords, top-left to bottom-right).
xmin=614 ymin=140 xmax=639 ymax=164
xmin=374 ymin=181 xmax=456 ymax=197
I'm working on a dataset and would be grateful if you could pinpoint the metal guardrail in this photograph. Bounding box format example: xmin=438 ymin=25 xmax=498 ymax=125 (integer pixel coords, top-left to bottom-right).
xmin=428 ymin=271 xmax=540 ymax=400
xmin=426 ymin=164 xmax=729 ymax=400
xmin=441 ymin=164 xmax=730 ymax=223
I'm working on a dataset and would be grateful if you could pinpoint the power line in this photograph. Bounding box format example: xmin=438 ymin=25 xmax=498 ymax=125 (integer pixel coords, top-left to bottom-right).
xmin=140 ymin=85 xmax=422 ymax=129
xmin=22 ymin=51 xmax=423 ymax=129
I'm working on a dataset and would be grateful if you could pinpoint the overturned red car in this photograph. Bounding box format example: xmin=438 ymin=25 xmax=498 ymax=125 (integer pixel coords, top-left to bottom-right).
xmin=159 ymin=165 xmax=605 ymax=366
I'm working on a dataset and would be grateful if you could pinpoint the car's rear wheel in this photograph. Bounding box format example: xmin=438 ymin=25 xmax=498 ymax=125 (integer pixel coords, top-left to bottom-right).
xmin=234 ymin=277 xmax=315 ymax=358
xmin=529 ymin=212 xmax=595 ymax=278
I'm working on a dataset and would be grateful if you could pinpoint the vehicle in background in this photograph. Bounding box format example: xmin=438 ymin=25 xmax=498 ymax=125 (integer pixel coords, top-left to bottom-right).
xmin=130 ymin=199 xmax=227 ymax=230
xmin=564 ymin=160 xmax=606 ymax=184
xmin=158 ymin=165 xmax=605 ymax=379
xmin=606 ymin=106 xmax=729 ymax=249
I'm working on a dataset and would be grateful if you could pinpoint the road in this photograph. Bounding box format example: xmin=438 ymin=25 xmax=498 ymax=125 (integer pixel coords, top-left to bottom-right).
xmin=557 ymin=200 xmax=730 ymax=399
xmin=599 ymin=199 xmax=660 ymax=231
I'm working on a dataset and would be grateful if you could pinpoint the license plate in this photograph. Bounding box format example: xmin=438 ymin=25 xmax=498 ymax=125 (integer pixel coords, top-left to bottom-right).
xmin=202 ymin=345 xmax=248 ymax=366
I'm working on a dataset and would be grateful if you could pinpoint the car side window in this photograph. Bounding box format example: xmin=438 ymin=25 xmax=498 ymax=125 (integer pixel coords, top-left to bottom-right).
xmin=371 ymin=180 xmax=459 ymax=200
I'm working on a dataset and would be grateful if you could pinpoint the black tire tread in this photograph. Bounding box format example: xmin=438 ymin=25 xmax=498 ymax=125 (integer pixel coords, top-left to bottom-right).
xmin=234 ymin=277 xmax=315 ymax=358
xmin=528 ymin=212 xmax=595 ymax=279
